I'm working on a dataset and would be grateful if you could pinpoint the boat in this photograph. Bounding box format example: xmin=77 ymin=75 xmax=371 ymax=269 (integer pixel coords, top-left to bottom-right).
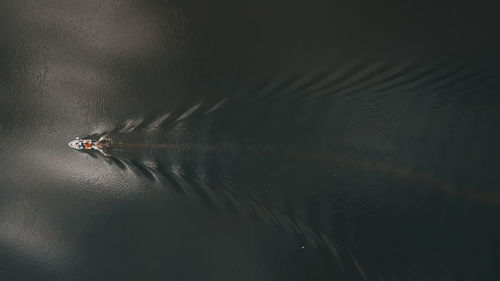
xmin=68 ymin=137 xmax=110 ymax=155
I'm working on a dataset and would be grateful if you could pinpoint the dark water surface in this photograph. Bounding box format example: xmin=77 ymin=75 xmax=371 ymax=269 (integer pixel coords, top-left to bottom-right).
xmin=1 ymin=1 xmax=500 ymax=280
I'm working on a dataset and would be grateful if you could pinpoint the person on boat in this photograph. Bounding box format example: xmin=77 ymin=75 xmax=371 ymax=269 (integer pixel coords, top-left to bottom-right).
xmin=84 ymin=140 xmax=92 ymax=149
xmin=78 ymin=140 xmax=92 ymax=149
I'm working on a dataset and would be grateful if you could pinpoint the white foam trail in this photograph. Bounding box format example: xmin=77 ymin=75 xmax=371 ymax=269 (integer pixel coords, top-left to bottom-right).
xmin=176 ymin=103 xmax=202 ymax=121
xmin=205 ymin=98 xmax=227 ymax=113
xmin=146 ymin=113 xmax=171 ymax=130
xmin=120 ymin=118 xmax=143 ymax=133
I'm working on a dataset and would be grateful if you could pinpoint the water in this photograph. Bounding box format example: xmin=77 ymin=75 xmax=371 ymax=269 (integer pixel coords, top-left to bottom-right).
xmin=1 ymin=1 xmax=500 ymax=280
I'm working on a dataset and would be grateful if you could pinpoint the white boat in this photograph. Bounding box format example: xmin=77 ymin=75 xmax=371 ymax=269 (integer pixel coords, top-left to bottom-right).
xmin=68 ymin=137 xmax=110 ymax=155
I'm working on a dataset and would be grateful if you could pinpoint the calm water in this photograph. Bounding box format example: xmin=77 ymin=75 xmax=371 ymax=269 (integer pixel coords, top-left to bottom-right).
xmin=1 ymin=1 xmax=499 ymax=280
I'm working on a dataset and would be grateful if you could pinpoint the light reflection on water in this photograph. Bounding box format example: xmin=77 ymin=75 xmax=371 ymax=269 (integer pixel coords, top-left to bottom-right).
xmin=1 ymin=0 xmax=499 ymax=280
